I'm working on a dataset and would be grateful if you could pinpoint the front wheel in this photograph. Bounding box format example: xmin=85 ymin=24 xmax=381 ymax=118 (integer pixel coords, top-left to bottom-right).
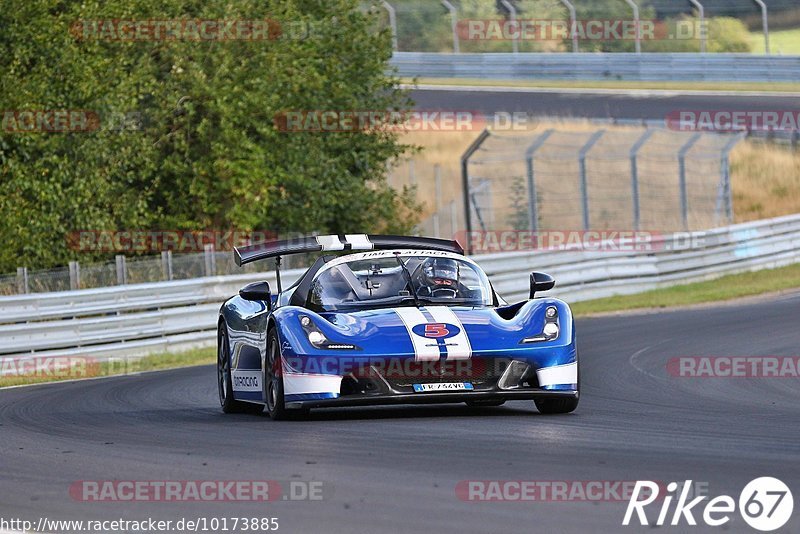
xmin=534 ymin=396 xmax=578 ymax=414
xmin=265 ymin=328 xmax=308 ymax=421
xmin=218 ymin=323 xmax=263 ymax=414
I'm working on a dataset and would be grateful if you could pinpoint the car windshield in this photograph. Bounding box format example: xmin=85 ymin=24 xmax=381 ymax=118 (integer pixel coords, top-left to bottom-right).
xmin=308 ymin=254 xmax=492 ymax=311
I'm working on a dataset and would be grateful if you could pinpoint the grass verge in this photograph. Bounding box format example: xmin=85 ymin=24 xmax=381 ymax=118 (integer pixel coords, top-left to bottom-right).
xmin=403 ymin=77 xmax=800 ymax=93
xmin=0 ymin=346 xmax=215 ymax=388
xmin=751 ymin=29 xmax=800 ymax=55
xmin=571 ymin=263 xmax=800 ymax=317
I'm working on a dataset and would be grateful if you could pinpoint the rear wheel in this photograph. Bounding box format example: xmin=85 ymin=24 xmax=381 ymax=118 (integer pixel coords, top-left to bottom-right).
xmin=218 ymin=323 xmax=263 ymax=414
xmin=265 ymin=328 xmax=308 ymax=421
xmin=534 ymin=396 xmax=579 ymax=414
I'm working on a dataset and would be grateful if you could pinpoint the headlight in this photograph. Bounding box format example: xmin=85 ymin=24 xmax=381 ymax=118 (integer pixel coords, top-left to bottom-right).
xmin=308 ymin=330 xmax=327 ymax=347
xmin=300 ymin=315 xmax=358 ymax=350
xmin=543 ymin=322 xmax=559 ymax=337
xmin=520 ymin=305 xmax=560 ymax=343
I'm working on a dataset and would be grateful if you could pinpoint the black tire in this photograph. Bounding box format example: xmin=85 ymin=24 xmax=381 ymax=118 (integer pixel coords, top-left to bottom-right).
xmin=265 ymin=328 xmax=308 ymax=421
xmin=218 ymin=323 xmax=263 ymax=414
xmin=465 ymin=399 xmax=506 ymax=407
xmin=534 ymin=396 xmax=579 ymax=414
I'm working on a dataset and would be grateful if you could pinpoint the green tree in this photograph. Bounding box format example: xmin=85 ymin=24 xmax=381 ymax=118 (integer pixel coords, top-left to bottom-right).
xmin=0 ymin=0 xmax=419 ymax=272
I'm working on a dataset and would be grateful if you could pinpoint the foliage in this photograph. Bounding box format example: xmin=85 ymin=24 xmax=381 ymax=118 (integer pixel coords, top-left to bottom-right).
xmin=0 ymin=0 xmax=420 ymax=272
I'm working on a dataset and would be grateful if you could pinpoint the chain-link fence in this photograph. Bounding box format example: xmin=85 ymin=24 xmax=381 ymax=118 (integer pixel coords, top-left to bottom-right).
xmin=0 ymin=248 xmax=316 ymax=296
xmin=389 ymin=126 xmax=744 ymax=247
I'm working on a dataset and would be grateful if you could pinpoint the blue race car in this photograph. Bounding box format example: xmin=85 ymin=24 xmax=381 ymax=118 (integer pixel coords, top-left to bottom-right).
xmin=217 ymin=234 xmax=578 ymax=419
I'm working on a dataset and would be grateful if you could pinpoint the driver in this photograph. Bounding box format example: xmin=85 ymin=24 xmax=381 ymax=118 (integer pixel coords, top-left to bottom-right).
xmin=417 ymin=257 xmax=461 ymax=299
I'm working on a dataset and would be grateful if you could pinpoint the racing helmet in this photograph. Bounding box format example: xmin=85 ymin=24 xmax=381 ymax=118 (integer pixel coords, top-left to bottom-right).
xmin=421 ymin=257 xmax=460 ymax=296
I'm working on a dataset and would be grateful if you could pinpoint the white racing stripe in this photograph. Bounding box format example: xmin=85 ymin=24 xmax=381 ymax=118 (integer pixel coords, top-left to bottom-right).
xmin=395 ymin=307 xmax=442 ymax=361
xmin=425 ymin=306 xmax=472 ymax=360
xmin=536 ymin=362 xmax=578 ymax=387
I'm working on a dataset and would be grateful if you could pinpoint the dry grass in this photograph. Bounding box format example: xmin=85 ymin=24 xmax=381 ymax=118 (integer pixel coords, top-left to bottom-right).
xmin=730 ymin=142 xmax=800 ymax=221
xmin=393 ymin=122 xmax=800 ymax=230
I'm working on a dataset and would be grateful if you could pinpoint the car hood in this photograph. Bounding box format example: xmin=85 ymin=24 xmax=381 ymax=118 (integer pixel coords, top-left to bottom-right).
xmin=313 ymin=300 xmax=569 ymax=357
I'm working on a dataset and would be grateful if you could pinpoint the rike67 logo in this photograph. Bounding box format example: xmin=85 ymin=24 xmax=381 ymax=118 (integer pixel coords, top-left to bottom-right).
xmin=623 ymin=477 xmax=793 ymax=531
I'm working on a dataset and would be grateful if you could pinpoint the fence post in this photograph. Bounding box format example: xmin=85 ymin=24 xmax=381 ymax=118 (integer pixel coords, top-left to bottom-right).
xmin=678 ymin=132 xmax=703 ymax=230
xmin=441 ymin=0 xmax=460 ymax=53
xmin=69 ymin=261 xmax=80 ymax=291
xmin=381 ymin=1 xmax=398 ymax=52
xmin=450 ymin=200 xmax=458 ymax=241
xmin=559 ymin=0 xmax=579 ymax=52
xmin=753 ymin=0 xmax=769 ymax=54
xmin=689 ymin=0 xmax=706 ymax=53
xmin=204 ymin=244 xmax=216 ymax=277
xmin=161 ymin=250 xmax=174 ymax=281
xmin=525 ymin=129 xmax=555 ymax=233
xmin=115 ymin=255 xmax=127 ymax=285
xmin=500 ymin=0 xmax=519 ymax=53
xmin=717 ymin=133 xmax=746 ymax=225
xmin=629 ymin=129 xmax=655 ymax=230
xmin=433 ymin=164 xmax=442 ymax=237
xmin=578 ymin=130 xmax=606 ymax=231
xmin=16 ymin=267 xmax=29 ymax=294
xmin=460 ymin=129 xmax=491 ymax=254
xmin=624 ymin=0 xmax=642 ymax=54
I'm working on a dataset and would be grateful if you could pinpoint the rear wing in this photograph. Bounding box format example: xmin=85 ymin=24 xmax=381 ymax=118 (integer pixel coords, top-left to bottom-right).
xmin=234 ymin=234 xmax=464 ymax=266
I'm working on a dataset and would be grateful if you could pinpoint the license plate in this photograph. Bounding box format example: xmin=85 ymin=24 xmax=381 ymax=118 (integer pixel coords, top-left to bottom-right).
xmin=413 ymin=382 xmax=474 ymax=392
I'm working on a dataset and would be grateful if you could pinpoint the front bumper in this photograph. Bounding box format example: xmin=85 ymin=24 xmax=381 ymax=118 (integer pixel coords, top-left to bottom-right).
xmin=285 ymin=388 xmax=578 ymax=409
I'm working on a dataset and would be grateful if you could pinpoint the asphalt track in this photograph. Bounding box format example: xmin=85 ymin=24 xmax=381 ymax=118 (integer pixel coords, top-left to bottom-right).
xmin=410 ymin=86 xmax=800 ymax=121
xmin=2 ymin=291 xmax=800 ymax=534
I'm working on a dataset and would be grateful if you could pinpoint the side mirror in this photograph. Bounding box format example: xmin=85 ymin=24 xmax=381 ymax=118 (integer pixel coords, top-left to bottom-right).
xmin=530 ymin=272 xmax=555 ymax=299
xmin=239 ymin=281 xmax=272 ymax=303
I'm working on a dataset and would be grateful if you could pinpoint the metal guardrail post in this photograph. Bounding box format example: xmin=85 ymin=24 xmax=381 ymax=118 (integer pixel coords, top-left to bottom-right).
xmin=441 ymin=0 xmax=459 ymax=53
xmin=688 ymin=0 xmax=706 ymax=53
xmin=500 ymin=0 xmax=519 ymax=54
xmin=624 ymin=0 xmax=642 ymax=54
xmin=204 ymin=244 xmax=216 ymax=277
xmin=629 ymin=129 xmax=655 ymax=230
xmin=69 ymin=261 xmax=80 ymax=291
xmin=16 ymin=267 xmax=29 ymax=295
xmin=461 ymin=129 xmax=491 ymax=254
xmin=578 ymin=130 xmax=606 ymax=231
xmin=678 ymin=132 xmax=703 ymax=230
xmin=115 ymin=255 xmax=127 ymax=285
xmin=753 ymin=0 xmax=769 ymax=54
xmin=161 ymin=250 xmax=173 ymax=281
xmin=717 ymin=133 xmax=746 ymax=224
xmin=559 ymin=0 xmax=579 ymax=52
xmin=381 ymin=1 xmax=398 ymax=52
xmin=525 ymin=129 xmax=555 ymax=233
xmin=433 ymin=164 xmax=442 ymax=237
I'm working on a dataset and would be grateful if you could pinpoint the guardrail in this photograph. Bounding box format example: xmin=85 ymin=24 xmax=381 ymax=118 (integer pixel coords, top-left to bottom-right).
xmin=2 ymin=213 xmax=800 ymax=369
xmin=389 ymin=52 xmax=800 ymax=82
